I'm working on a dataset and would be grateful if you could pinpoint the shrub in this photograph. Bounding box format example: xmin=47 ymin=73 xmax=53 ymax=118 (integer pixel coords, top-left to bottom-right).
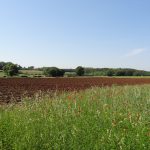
xmin=106 ymin=70 xmax=114 ymax=76
xmin=3 ymin=63 xmax=19 ymax=76
xmin=0 ymin=62 xmax=6 ymax=70
xmin=76 ymin=66 xmax=85 ymax=76
xmin=43 ymin=67 xmax=65 ymax=77
xmin=20 ymin=75 xmax=28 ymax=78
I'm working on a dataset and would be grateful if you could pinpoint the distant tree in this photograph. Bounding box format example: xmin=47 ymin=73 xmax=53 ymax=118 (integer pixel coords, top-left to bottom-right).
xmin=17 ymin=65 xmax=22 ymax=70
xmin=0 ymin=62 xmax=6 ymax=70
xmin=125 ymin=69 xmax=134 ymax=76
xmin=63 ymin=69 xmax=75 ymax=72
xmin=3 ymin=63 xmax=19 ymax=76
xmin=43 ymin=67 xmax=65 ymax=77
xmin=57 ymin=69 xmax=65 ymax=77
xmin=76 ymin=66 xmax=85 ymax=76
xmin=133 ymin=71 xmax=143 ymax=76
xmin=50 ymin=67 xmax=58 ymax=77
xmin=115 ymin=70 xmax=126 ymax=76
xmin=106 ymin=70 xmax=114 ymax=76
xmin=84 ymin=68 xmax=95 ymax=76
xmin=43 ymin=67 xmax=55 ymax=77
xmin=28 ymin=66 xmax=34 ymax=70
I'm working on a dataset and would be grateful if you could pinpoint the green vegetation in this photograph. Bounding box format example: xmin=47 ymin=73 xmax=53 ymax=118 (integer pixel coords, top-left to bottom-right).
xmin=64 ymin=72 xmax=77 ymax=77
xmin=27 ymin=66 xmax=34 ymax=70
xmin=19 ymin=70 xmax=43 ymax=77
xmin=75 ymin=66 xmax=85 ymax=76
xmin=1 ymin=85 xmax=150 ymax=149
xmin=1 ymin=61 xmax=150 ymax=77
xmin=0 ymin=70 xmax=5 ymax=77
xmin=84 ymin=68 xmax=150 ymax=77
xmin=3 ymin=63 xmax=19 ymax=76
xmin=0 ymin=62 xmax=6 ymax=70
xmin=43 ymin=67 xmax=65 ymax=77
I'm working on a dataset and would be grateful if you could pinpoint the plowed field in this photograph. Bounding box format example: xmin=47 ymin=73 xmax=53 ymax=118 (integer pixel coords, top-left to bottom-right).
xmin=0 ymin=77 xmax=150 ymax=104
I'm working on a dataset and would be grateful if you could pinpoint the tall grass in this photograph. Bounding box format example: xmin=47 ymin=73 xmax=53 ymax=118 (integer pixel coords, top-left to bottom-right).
xmin=0 ymin=85 xmax=150 ymax=150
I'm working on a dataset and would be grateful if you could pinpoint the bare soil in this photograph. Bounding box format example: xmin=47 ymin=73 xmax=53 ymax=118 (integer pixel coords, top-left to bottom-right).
xmin=0 ymin=77 xmax=150 ymax=104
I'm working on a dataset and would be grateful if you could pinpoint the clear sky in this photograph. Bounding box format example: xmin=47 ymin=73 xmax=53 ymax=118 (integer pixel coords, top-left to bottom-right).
xmin=0 ymin=0 xmax=150 ymax=70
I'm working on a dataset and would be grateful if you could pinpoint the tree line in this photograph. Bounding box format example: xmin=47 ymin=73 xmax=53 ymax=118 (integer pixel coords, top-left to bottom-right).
xmin=84 ymin=68 xmax=150 ymax=76
xmin=85 ymin=68 xmax=150 ymax=76
xmin=0 ymin=61 xmax=150 ymax=77
xmin=0 ymin=62 xmax=84 ymax=77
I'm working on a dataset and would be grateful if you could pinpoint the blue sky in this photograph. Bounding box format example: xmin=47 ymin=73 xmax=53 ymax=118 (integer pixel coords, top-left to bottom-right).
xmin=0 ymin=0 xmax=150 ymax=70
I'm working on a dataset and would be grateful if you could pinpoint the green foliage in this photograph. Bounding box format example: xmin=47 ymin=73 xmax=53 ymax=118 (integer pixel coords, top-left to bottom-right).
xmin=133 ymin=71 xmax=143 ymax=76
xmin=1 ymin=61 xmax=150 ymax=77
xmin=0 ymin=70 xmax=5 ymax=77
xmin=84 ymin=68 xmax=150 ymax=76
xmin=19 ymin=70 xmax=43 ymax=77
xmin=115 ymin=70 xmax=126 ymax=76
xmin=1 ymin=85 xmax=150 ymax=149
xmin=64 ymin=72 xmax=77 ymax=77
xmin=106 ymin=70 xmax=114 ymax=76
xmin=43 ymin=67 xmax=65 ymax=77
xmin=27 ymin=66 xmax=34 ymax=70
xmin=0 ymin=62 xmax=6 ymax=70
xmin=3 ymin=63 xmax=19 ymax=76
xmin=76 ymin=66 xmax=85 ymax=76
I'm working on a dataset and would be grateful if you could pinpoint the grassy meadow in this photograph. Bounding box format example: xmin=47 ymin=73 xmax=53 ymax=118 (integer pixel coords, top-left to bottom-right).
xmin=0 ymin=85 xmax=150 ymax=150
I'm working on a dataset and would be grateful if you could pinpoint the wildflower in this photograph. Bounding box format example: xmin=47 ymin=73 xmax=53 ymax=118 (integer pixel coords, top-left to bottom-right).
xmin=67 ymin=95 xmax=72 ymax=100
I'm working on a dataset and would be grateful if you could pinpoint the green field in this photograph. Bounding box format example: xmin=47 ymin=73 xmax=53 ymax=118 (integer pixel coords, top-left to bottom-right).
xmin=19 ymin=70 xmax=44 ymax=77
xmin=0 ymin=70 xmax=4 ymax=77
xmin=0 ymin=85 xmax=150 ymax=149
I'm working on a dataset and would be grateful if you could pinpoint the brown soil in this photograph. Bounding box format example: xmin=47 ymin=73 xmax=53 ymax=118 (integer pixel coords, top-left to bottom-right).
xmin=0 ymin=77 xmax=150 ymax=104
